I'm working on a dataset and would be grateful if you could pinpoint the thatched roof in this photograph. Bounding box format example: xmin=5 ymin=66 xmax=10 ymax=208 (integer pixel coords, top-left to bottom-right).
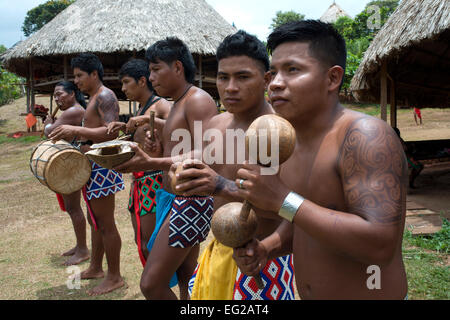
xmin=350 ymin=0 xmax=450 ymax=108
xmin=320 ymin=1 xmax=350 ymax=24
xmin=1 ymin=0 xmax=236 ymax=99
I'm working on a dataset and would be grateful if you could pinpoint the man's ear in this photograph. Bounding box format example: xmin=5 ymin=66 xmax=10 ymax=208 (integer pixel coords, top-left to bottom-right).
xmin=327 ymin=65 xmax=345 ymax=92
xmin=138 ymin=76 xmax=147 ymax=88
xmin=90 ymin=70 xmax=99 ymax=81
xmin=264 ymin=71 xmax=271 ymax=90
xmin=172 ymin=60 xmax=184 ymax=78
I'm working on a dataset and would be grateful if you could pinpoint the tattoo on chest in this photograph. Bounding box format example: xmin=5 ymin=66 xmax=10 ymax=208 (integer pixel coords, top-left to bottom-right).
xmin=338 ymin=118 xmax=407 ymax=224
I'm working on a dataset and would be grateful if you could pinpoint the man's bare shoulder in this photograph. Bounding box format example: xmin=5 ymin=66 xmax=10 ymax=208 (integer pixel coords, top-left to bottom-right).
xmin=337 ymin=109 xmax=407 ymax=225
xmin=153 ymin=97 xmax=172 ymax=117
xmin=206 ymin=112 xmax=233 ymax=130
xmin=185 ymin=87 xmax=217 ymax=111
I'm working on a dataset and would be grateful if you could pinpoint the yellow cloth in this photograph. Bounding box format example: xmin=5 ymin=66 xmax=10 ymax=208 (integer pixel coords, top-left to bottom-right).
xmin=191 ymin=238 xmax=238 ymax=300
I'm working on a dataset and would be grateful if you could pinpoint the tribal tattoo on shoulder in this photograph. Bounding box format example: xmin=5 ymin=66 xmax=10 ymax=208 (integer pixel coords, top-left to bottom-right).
xmin=337 ymin=117 xmax=408 ymax=225
xmin=94 ymin=90 xmax=119 ymax=124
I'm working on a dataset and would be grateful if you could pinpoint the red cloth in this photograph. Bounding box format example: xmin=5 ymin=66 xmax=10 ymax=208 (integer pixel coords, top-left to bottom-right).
xmin=56 ymin=193 xmax=66 ymax=212
xmin=133 ymin=171 xmax=146 ymax=267
xmin=414 ymin=107 xmax=422 ymax=118
xmin=25 ymin=113 xmax=37 ymax=128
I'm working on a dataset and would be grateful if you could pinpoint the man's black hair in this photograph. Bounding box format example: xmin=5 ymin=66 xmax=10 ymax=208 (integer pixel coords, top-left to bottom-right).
xmin=216 ymin=30 xmax=270 ymax=72
xmin=55 ymin=80 xmax=87 ymax=108
xmin=145 ymin=37 xmax=196 ymax=84
xmin=70 ymin=53 xmax=104 ymax=82
xmin=267 ymin=19 xmax=347 ymax=88
xmin=119 ymin=59 xmax=153 ymax=91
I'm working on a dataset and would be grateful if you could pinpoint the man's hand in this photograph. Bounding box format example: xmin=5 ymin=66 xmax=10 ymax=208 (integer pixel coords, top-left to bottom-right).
xmin=113 ymin=143 xmax=153 ymax=173
xmin=125 ymin=116 xmax=146 ymax=133
xmin=106 ymin=121 xmax=126 ymax=135
xmin=170 ymin=160 xmax=218 ymax=197
xmin=236 ymin=161 xmax=290 ymax=213
xmin=233 ymin=239 xmax=268 ymax=278
xmin=143 ymin=129 xmax=163 ymax=157
xmin=48 ymin=125 xmax=79 ymax=142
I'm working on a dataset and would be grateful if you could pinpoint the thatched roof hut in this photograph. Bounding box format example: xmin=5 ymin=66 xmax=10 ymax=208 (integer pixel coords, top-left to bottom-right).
xmin=320 ymin=1 xmax=351 ymax=24
xmin=350 ymin=0 xmax=450 ymax=126
xmin=1 ymin=0 xmax=236 ymax=107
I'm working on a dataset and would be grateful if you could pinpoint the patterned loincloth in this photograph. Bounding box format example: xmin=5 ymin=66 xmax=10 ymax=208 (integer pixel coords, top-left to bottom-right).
xmin=128 ymin=171 xmax=163 ymax=216
xmin=128 ymin=170 xmax=163 ymax=266
xmin=85 ymin=161 xmax=125 ymax=200
xmin=189 ymin=239 xmax=295 ymax=300
xmin=169 ymin=196 xmax=214 ymax=248
xmin=233 ymin=254 xmax=295 ymax=300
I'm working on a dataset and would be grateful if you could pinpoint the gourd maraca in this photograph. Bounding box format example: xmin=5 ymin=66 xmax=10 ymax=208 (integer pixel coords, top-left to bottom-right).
xmin=211 ymin=114 xmax=296 ymax=289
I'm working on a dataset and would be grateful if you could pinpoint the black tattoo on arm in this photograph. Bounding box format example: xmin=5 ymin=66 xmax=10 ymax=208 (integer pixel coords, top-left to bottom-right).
xmin=214 ymin=175 xmax=239 ymax=196
xmin=94 ymin=90 xmax=119 ymax=124
xmin=338 ymin=117 xmax=408 ymax=225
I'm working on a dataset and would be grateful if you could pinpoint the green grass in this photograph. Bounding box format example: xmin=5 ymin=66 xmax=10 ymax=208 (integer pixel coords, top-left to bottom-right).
xmin=0 ymin=135 xmax=44 ymax=145
xmin=403 ymin=217 xmax=449 ymax=299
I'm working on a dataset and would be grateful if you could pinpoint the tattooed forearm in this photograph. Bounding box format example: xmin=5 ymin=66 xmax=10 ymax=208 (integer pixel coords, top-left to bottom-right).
xmin=214 ymin=175 xmax=239 ymax=196
xmin=95 ymin=90 xmax=119 ymax=124
xmin=338 ymin=117 xmax=408 ymax=225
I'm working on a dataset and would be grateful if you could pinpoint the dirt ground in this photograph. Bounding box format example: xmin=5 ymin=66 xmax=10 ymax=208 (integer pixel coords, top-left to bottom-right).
xmin=0 ymin=96 xmax=448 ymax=300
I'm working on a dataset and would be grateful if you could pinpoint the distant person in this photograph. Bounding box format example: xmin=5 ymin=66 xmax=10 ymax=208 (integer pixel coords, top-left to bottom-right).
xmin=44 ymin=81 xmax=89 ymax=266
xmin=393 ymin=127 xmax=424 ymax=189
xmin=413 ymin=107 xmax=422 ymax=125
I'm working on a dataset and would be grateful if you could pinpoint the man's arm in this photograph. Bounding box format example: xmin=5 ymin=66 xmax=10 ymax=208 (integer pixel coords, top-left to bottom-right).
xmin=78 ymin=89 xmax=120 ymax=142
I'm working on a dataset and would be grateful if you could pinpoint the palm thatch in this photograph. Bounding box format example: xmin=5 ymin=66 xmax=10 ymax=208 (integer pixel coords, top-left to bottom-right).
xmin=320 ymin=1 xmax=351 ymax=24
xmin=1 ymin=0 xmax=236 ymax=99
xmin=350 ymin=0 xmax=450 ymax=108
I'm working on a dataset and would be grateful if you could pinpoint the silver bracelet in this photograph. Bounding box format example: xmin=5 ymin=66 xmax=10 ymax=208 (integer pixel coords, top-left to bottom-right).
xmin=278 ymin=192 xmax=305 ymax=222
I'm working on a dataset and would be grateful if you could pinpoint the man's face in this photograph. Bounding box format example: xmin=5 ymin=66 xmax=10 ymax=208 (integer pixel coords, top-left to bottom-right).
xmin=269 ymin=42 xmax=328 ymax=121
xmin=217 ymin=55 xmax=268 ymax=114
xmin=73 ymin=67 xmax=95 ymax=93
xmin=121 ymin=75 xmax=143 ymax=101
xmin=53 ymin=85 xmax=73 ymax=110
xmin=148 ymin=59 xmax=176 ymax=97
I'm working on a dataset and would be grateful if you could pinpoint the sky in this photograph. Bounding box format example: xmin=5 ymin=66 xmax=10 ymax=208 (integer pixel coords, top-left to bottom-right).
xmin=0 ymin=0 xmax=371 ymax=49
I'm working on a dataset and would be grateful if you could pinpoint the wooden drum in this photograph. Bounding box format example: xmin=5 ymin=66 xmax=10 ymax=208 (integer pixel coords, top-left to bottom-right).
xmin=30 ymin=140 xmax=92 ymax=195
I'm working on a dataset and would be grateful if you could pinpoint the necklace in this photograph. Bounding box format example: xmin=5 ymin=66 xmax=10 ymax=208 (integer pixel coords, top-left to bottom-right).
xmin=173 ymin=84 xmax=193 ymax=105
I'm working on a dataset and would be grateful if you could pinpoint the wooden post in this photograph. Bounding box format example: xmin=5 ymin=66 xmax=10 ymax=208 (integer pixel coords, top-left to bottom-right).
xmin=390 ymin=79 xmax=397 ymax=128
xmin=29 ymin=58 xmax=36 ymax=132
xmin=198 ymin=55 xmax=203 ymax=89
xmin=63 ymin=56 xmax=68 ymax=80
xmin=50 ymin=94 xmax=53 ymax=117
xmin=380 ymin=62 xmax=388 ymax=122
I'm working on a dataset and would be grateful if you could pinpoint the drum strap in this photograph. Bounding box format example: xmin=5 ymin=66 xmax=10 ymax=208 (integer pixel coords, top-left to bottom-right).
xmin=81 ymin=186 xmax=98 ymax=231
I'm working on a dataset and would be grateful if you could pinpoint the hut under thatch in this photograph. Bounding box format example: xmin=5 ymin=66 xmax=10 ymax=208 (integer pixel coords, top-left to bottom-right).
xmin=350 ymin=0 xmax=450 ymax=127
xmin=1 ymin=0 xmax=236 ymax=116
xmin=320 ymin=1 xmax=351 ymax=24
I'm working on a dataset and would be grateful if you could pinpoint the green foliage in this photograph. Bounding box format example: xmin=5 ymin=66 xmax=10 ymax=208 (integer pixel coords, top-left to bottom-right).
xmin=404 ymin=217 xmax=450 ymax=254
xmin=0 ymin=45 xmax=24 ymax=106
xmin=0 ymin=135 xmax=44 ymax=145
xmin=270 ymin=10 xmax=305 ymax=30
xmin=333 ymin=0 xmax=399 ymax=90
xmin=22 ymin=0 xmax=75 ymax=37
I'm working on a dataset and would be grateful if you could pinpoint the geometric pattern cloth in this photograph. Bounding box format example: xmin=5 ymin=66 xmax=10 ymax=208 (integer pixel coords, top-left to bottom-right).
xmin=85 ymin=161 xmax=125 ymax=200
xmin=128 ymin=170 xmax=163 ymax=216
xmin=169 ymin=196 xmax=214 ymax=248
xmin=233 ymin=254 xmax=295 ymax=300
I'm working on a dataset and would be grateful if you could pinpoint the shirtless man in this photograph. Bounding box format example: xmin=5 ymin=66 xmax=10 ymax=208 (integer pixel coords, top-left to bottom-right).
xmin=49 ymin=53 xmax=125 ymax=296
xmin=233 ymin=20 xmax=408 ymax=299
xmin=107 ymin=59 xmax=171 ymax=266
xmin=44 ymin=81 xmax=89 ymax=266
xmin=114 ymin=37 xmax=218 ymax=300
xmin=172 ymin=30 xmax=295 ymax=300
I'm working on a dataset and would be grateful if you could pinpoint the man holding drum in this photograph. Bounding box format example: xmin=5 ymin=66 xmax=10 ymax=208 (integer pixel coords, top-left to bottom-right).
xmin=44 ymin=81 xmax=89 ymax=266
xmin=49 ymin=53 xmax=125 ymax=296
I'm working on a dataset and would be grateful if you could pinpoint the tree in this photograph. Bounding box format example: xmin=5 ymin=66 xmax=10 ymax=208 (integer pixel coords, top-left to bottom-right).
xmin=334 ymin=0 xmax=399 ymax=91
xmin=0 ymin=45 xmax=24 ymax=106
xmin=270 ymin=10 xmax=305 ymax=30
xmin=22 ymin=0 xmax=75 ymax=37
